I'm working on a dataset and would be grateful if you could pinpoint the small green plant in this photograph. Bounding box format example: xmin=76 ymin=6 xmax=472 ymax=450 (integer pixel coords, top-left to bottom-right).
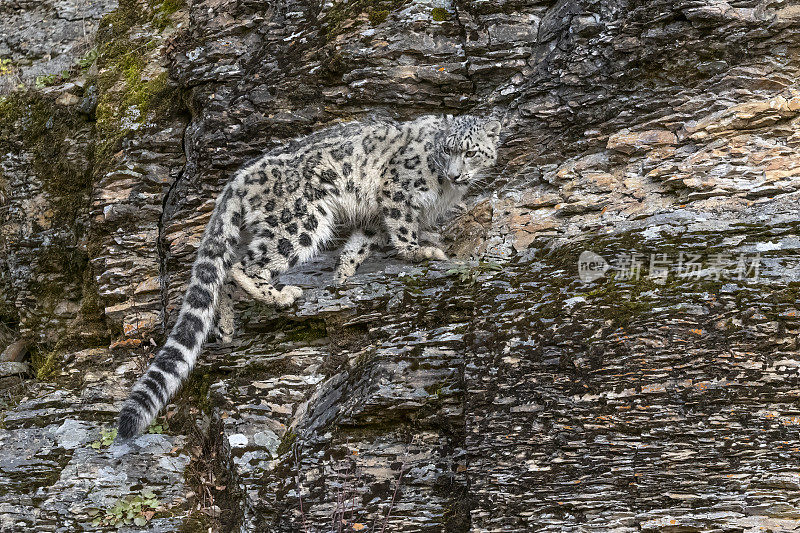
xmin=78 ymin=48 xmax=99 ymax=69
xmin=87 ymin=489 xmax=160 ymax=527
xmin=446 ymin=261 xmax=502 ymax=285
xmin=0 ymin=58 xmax=13 ymax=76
xmin=148 ymin=420 xmax=168 ymax=434
xmin=34 ymin=74 xmax=58 ymax=89
xmin=431 ymin=7 xmax=450 ymax=21
xmin=90 ymin=427 xmax=118 ymax=449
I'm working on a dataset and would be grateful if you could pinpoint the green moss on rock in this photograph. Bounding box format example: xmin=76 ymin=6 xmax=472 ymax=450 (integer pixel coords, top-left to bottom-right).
xmin=150 ymin=0 xmax=186 ymax=29
xmin=0 ymin=89 xmax=108 ymax=353
xmin=93 ymin=0 xmax=184 ymax=163
xmin=0 ymin=0 xmax=191 ymax=357
xmin=431 ymin=7 xmax=450 ymax=21
xmin=368 ymin=9 xmax=390 ymax=25
xmin=324 ymin=0 xmax=407 ymax=40
xmin=276 ymin=430 xmax=297 ymax=457
xmin=30 ymin=345 xmax=62 ymax=381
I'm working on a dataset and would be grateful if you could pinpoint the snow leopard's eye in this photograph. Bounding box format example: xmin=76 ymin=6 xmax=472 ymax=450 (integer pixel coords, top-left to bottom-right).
xmin=465 ymin=149 xmax=478 ymax=158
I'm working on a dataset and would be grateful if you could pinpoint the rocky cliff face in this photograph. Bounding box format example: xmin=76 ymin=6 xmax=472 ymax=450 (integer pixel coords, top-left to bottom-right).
xmin=2 ymin=0 xmax=800 ymax=531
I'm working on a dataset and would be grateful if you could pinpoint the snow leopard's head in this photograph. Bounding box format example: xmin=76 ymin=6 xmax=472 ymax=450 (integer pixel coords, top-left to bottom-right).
xmin=440 ymin=115 xmax=501 ymax=187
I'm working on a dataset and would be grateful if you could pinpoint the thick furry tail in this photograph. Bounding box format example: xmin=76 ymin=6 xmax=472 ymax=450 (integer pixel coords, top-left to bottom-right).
xmin=117 ymin=184 xmax=242 ymax=439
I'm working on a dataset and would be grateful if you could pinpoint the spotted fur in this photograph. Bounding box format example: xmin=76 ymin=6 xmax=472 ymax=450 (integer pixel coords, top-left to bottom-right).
xmin=117 ymin=114 xmax=501 ymax=439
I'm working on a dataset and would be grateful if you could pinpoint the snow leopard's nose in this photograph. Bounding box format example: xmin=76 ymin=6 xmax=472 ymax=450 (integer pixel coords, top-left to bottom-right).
xmin=446 ymin=162 xmax=461 ymax=181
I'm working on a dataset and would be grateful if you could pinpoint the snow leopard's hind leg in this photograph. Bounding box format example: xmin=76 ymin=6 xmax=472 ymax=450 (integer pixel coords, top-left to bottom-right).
xmin=230 ymin=235 xmax=305 ymax=308
xmin=231 ymin=261 xmax=302 ymax=308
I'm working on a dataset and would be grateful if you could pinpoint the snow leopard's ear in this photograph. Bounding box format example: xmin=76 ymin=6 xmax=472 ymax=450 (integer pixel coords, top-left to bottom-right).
xmin=484 ymin=119 xmax=501 ymax=138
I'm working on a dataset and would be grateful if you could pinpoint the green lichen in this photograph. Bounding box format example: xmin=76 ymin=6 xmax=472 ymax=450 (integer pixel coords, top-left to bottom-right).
xmin=446 ymin=261 xmax=502 ymax=285
xmin=285 ymin=318 xmax=328 ymax=343
xmin=150 ymin=0 xmax=186 ymax=29
xmin=179 ymin=515 xmax=217 ymax=533
xmin=98 ymin=0 xmax=147 ymax=39
xmin=240 ymin=312 xmax=329 ymax=344
xmin=399 ymin=269 xmax=430 ymax=295
xmin=0 ymin=89 xmax=108 ymax=354
xmin=93 ymin=0 xmax=184 ymax=163
xmin=25 ymin=237 xmax=105 ymax=352
xmin=0 ymin=92 xmax=93 ymax=218
xmin=78 ymin=265 xmax=109 ymax=347
xmin=324 ymin=0 xmax=408 ymax=40
xmin=182 ymin=370 xmax=216 ymax=415
xmin=431 ymin=7 xmax=450 ymax=21
xmin=0 ymin=0 xmax=191 ymax=355
xmin=0 ymin=58 xmax=13 ymax=76
xmin=95 ymin=69 xmax=171 ymax=162
xmin=276 ymin=430 xmax=297 ymax=457
xmin=368 ymin=9 xmax=389 ymax=25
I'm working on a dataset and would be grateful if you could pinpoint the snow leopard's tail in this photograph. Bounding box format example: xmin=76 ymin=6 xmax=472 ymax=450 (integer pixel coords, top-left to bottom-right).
xmin=117 ymin=183 xmax=243 ymax=439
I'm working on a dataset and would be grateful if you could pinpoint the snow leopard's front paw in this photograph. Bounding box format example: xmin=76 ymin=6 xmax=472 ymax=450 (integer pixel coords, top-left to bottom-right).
xmin=333 ymin=264 xmax=356 ymax=285
xmin=275 ymin=285 xmax=303 ymax=308
xmin=403 ymin=246 xmax=448 ymax=262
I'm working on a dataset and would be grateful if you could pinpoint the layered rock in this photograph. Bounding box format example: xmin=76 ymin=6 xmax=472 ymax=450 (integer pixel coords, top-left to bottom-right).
xmin=0 ymin=0 xmax=119 ymax=92
xmin=1 ymin=0 xmax=800 ymax=531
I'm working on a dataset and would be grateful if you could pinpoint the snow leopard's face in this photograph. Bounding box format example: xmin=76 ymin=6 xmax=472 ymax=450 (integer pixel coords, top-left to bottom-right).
xmin=442 ymin=116 xmax=501 ymax=187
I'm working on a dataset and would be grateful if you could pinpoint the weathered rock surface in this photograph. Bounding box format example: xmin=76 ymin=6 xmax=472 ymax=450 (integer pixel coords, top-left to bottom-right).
xmin=2 ymin=0 xmax=800 ymax=531
xmin=0 ymin=348 xmax=190 ymax=532
xmin=0 ymin=0 xmax=119 ymax=92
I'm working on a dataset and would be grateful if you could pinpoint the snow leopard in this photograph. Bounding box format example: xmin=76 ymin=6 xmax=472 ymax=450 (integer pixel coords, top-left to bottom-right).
xmin=117 ymin=114 xmax=501 ymax=439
